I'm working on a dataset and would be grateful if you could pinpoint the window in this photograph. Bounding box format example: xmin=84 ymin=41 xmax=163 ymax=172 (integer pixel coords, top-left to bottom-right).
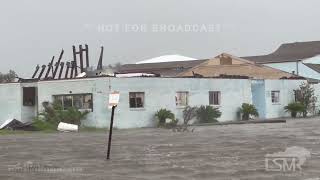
xmin=294 ymin=90 xmax=302 ymax=102
xmin=23 ymin=87 xmax=36 ymax=106
xmin=53 ymin=94 xmax=93 ymax=111
xmin=176 ymin=92 xmax=188 ymax=106
xmin=129 ymin=92 xmax=145 ymax=108
xmin=271 ymin=91 xmax=280 ymax=104
xmin=209 ymin=91 xmax=221 ymax=105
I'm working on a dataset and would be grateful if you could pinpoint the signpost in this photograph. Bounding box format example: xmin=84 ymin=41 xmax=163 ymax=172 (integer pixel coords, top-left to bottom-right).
xmin=107 ymin=91 xmax=120 ymax=160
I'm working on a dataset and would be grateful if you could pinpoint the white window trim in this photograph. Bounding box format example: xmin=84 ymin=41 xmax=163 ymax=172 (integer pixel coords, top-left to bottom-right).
xmin=175 ymin=91 xmax=189 ymax=107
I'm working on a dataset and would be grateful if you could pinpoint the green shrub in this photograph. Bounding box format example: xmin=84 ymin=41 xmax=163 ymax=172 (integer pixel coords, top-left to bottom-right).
xmin=294 ymin=82 xmax=317 ymax=117
xmin=196 ymin=105 xmax=221 ymax=123
xmin=60 ymin=107 xmax=90 ymax=126
xmin=284 ymin=102 xmax=305 ymax=118
xmin=32 ymin=118 xmax=57 ymax=131
xmin=155 ymin=108 xmax=175 ymax=127
xmin=33 ymin=101 xmax=90 ymax=131
xmin=239 ymin=103 xmax=259 ymax=120
xmin=183 ymin=106 xmax=198 ymax=125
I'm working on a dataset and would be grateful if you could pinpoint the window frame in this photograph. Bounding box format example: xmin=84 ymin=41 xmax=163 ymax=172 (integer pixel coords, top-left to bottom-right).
xmin=271 ymin=90 xmax=280 ymax=104
xmin=175 ymin=91 xmax=189 ymax=107
xmin=23 ymin=87 xmax=36 ymax=106
xmin=209 ymin=91 xmax=221 ymax=106
xmin=129 ymin=92 xmax=145 ymax=109
xmin=294 ymin=90 xmax=302 ymax=102
xmin=53 ymin=93 xmax=93 ymax=111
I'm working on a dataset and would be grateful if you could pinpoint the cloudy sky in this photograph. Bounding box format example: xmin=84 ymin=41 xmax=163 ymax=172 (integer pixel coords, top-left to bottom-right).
xmin=1 ymin=0 xmax=320 ymax=77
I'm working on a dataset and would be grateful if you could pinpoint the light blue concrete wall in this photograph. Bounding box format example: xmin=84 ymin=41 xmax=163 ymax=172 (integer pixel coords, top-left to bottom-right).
xmin=251 ymin=80 xmax=266 ymax=119
xmin=20 ymin=83 xmax=38 ymax=123
xmin=37 ymin=78 xmax=252 ymax=128
xmin=1 ymin=78 xmax=308 ymax=129
xmin=264 ymin=80 xmax=306 ymax=119
xmin=0 ymin=83 xmax=22 ymax=125
xmin=266 ymin=61 xmax=320 ymax=80
xmin=0 ymin=83 xmax=38 ymax=125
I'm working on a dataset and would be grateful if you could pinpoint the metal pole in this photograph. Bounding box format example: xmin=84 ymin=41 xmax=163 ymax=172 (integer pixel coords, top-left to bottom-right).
xmin=107 ymin=105 xmax=116 ymax=160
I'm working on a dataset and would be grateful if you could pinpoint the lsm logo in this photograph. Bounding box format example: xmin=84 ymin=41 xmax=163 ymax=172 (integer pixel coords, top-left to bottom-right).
xmin=265 ymin=146 xmax=311 ymax=172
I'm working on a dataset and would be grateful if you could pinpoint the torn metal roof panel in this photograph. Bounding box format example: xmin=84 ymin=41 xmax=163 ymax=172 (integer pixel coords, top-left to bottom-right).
xmin=118 ymin=59 xmax=207 ymax=76
xmin=243 ymin=41 xmax=320 ymax=64
xmin=304 ymin=63 xmax=320 ymax=73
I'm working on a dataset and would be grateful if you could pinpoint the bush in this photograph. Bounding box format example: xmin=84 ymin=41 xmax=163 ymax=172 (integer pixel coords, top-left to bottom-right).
xmin=183 ymin=106 xmax=198 ymax=125
xmin=61 ymin=107 xmax=90 ymax=126
xmin=196 ymin=105 xmax=221 ymax=123
xmin=239 ymin=103 xmax=259 ymax=120
xmin=294 ymin=82 xmax=317 ymax=117
xmin=33 ymin=101 xmax=90 ymax=131
xmin=284 ymin=102 xmax=305 ymax=118
xmin=155 ymin=108 xmax=175 ymax=127
xmin=32 ymin=118 xmax=57 ymax=131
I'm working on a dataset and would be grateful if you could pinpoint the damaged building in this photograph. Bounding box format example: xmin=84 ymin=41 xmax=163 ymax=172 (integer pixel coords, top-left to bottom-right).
xmin=0 ymin=46 xmax=311 ymax=129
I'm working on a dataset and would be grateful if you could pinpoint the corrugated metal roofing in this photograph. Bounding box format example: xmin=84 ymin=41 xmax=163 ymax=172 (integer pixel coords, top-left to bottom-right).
xmin=243 ymin=41 xmax=320 ymax=64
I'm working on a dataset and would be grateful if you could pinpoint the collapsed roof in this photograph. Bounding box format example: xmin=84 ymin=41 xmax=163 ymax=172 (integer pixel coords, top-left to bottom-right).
xmin=177 ymin=53 xmax=300 ymax=79
xmin=24 ymin=45 xmax=106 ymax=82
xmin=118 ymin=53 xmax=300 ymax=79
xmin=118 ymin=59 xmax=208 ymax=77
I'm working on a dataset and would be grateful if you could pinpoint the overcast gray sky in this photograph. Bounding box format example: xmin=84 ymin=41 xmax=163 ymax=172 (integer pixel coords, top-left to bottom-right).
xmin=1 ymin=0 xmax=320 ymax=77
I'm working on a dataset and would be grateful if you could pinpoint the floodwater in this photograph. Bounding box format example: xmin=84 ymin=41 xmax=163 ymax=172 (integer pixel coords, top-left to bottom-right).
xmin=1 ymin=117 xmax=320 ymax=179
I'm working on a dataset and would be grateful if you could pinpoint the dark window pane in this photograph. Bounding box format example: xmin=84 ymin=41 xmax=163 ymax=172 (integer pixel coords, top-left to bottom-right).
xmin=54 ymin=96 xmax=63 ymax=108
xmin=130 ymin=98 xmax=136 ymax=108
xmin=63 ymin=96 xmax=73 ymax=110
xmin=73 ymin=95 xmax=83 ymax=109
xmin=83 ymin=95 xmax=93 ymax=109
xmin=129 ymin=92 xmax=144 ymax=108
xmin=209 ymin=91 xmax=220 ymax=105
xmin=136 ymin=98 xmax=143 ymax=107
xmin=23 ymin=87 xmax=36 ymax=106
xmin=209 ymin=92 xmax=214 ymax=105
xmin=53 ymin=94 xmax=93 ymax=111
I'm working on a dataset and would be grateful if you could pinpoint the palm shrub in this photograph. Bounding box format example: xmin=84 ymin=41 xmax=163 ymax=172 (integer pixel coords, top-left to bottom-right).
xmin=239 ymin=103 xmax=259 ymax=120
xmin=196 ymin=105 xmax=221 ymax=123
xmin=155 ymin=108 xmax=175 ymax=127
xmin=284 ymin=102 xmax=305 ymax=118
